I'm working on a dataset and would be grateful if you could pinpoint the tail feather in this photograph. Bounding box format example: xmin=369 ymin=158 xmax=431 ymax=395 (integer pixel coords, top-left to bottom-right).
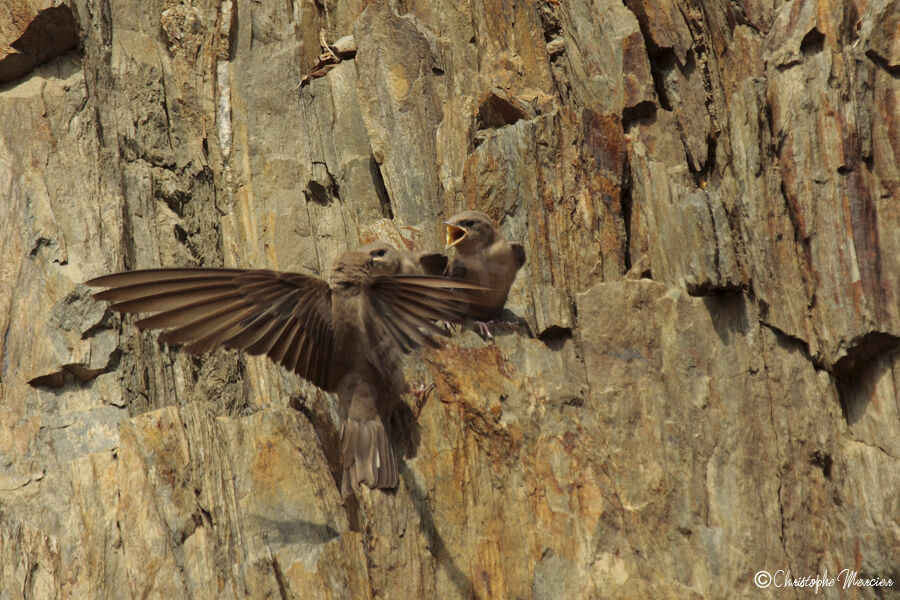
xmin=340 ymin=417 xmax=398 ymax=498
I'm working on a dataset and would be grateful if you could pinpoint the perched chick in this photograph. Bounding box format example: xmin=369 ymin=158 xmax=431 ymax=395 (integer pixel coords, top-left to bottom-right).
xmin=444 ymin=211 xmax=526 ymax=334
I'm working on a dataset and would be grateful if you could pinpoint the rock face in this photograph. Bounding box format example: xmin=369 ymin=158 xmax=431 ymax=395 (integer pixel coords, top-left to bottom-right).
xmin=0 ymin=0 xmax=897 ymax=598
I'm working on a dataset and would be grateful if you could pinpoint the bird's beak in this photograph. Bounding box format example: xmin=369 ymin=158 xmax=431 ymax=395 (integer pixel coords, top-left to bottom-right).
xmin=444 ymin=223 xmax=468 ymax=249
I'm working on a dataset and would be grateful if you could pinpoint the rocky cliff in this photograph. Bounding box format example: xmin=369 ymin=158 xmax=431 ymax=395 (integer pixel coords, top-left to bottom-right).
xmin=0 ymin=0 xmax=897 ymax=598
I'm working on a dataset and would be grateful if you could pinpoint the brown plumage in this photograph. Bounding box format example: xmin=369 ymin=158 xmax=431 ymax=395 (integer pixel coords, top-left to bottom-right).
xmin=444 ymin=210 xmax=526 ymax=322
xmin=86 ymin=251 xmax=488 ymax=497
xmin=359 ymin=241 xmax=448 ymax=276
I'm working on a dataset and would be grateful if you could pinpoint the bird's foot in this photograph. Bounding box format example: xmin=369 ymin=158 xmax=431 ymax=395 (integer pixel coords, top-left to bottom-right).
xmin=410 ymin=383 xmax=436 ymax=417
xmin=476 ymin=318 xmax=520 ymax=339
xmin=475 ymin=320 xmax=494 ymax=340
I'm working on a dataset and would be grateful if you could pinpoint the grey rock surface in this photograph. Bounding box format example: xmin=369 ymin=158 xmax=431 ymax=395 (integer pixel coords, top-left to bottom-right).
xmin=0 ymin=0 xmax=897 ymax=598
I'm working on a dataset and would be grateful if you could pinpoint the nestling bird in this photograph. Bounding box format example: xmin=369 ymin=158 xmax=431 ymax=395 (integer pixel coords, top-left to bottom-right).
xmin=444 ymin=210 xmax=526 ymax=337
xmin=86 ymin=251 xmax=487 ymax=497
xmin=359 ymin=241 xmax=448 ymax=276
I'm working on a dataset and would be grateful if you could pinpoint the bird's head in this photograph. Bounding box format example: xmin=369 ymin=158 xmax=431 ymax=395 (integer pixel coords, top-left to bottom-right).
xmin=443 ymin=210 xmax=496 ymax=253
xmin=330 ymin=251 xmax=375 ymax=292
xmin=359 ymin=241 xmax=402 ymax=277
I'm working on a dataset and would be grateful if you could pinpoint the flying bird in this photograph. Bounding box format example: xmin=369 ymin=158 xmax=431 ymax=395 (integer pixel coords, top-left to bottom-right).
xmin=359 ymin=241 xmax=448 ymax=276
xmin=359 ymin=241 xmax=449 ymax=404
xmin=86 ymin=251 xmax=488 ymax=497
xmin=444 ymin=210 xmax=526 ymax=337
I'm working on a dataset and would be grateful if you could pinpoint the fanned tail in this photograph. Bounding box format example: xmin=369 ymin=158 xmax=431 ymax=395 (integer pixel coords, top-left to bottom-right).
xmin=340 ymin=416 xmax=398 ymax=498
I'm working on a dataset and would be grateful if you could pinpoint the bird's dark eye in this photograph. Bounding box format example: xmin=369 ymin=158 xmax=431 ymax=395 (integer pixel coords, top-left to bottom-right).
xmin=463 ymin=220 xmax=474 ymax=227
xmin=373 ymin=249 xmax=387 ymax=257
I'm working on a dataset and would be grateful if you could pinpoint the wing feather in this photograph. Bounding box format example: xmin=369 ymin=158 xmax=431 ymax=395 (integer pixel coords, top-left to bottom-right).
xmin=362 ymin=274 xmax=491 ymax=378
xmin=270 ymin=318 xmax=302 ymax=364
xmin=88 ymin=268 xmax=336 ymax=391
xmin=86 ymin=268 xmax=245 ymax=287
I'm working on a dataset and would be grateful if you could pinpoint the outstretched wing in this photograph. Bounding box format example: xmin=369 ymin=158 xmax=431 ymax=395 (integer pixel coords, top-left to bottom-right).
xmin=360 ymin=275 xmax=489 ymax=383
xmin=367 ymin=275 xmax=490 ymax=351
xmin=86 ymin=268 xmax=336 ymax=391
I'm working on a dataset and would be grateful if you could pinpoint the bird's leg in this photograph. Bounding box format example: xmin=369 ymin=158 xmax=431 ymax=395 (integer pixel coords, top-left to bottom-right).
xmin=474 ymin=316 xmax=521 ymax=339
xmin=475 ymin=320 xmax=494 ymax=340
xmin=410 ymin=383 xmax=434 ymax=399
xmin=410 ymin=383 xmax=436 ymax=417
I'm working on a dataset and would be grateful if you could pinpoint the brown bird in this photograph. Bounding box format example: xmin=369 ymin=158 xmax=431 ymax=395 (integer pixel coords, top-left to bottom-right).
xmin=359 ymin=241 xmax=448 ymax=276
xmin=359 ymin=241 xmax=448 ymax=404
xmin=86 ymin=251 xmax=487 ymax=497
xmin=444 ymin=210 xmax=526 ymax=337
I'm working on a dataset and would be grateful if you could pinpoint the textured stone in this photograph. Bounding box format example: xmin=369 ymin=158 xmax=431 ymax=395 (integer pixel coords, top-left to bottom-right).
xmin=0 ymin=0 xmax=897 ymax=598
xmin=0 ymin=1 xmax=77 ymax=83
